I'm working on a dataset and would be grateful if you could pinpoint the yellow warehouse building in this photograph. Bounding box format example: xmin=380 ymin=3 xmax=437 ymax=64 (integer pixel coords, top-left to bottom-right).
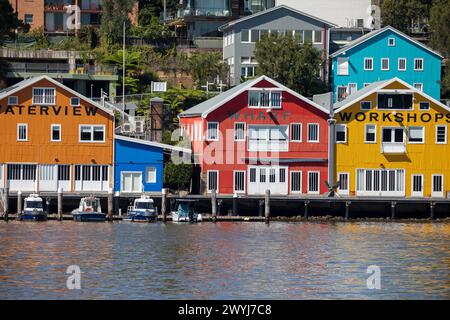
xmin=334 ymin=77 xmax=450 ymax=198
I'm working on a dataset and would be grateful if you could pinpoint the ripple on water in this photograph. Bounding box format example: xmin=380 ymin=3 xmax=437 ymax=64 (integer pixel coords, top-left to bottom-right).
xmin=0 ymin=220 xmax=449 ymax=299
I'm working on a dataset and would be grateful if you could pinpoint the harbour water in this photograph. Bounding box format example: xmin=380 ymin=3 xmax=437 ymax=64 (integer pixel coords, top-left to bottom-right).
xmin=0 ymin=221 xmax=448 ymax=300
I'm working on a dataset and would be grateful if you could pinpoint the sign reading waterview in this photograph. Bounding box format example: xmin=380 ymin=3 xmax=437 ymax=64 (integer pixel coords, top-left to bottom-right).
xmin=0 ymin=105 xmax=99 ymax=116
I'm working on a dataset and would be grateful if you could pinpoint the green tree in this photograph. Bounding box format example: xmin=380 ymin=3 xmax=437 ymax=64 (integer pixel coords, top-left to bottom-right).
xmin=138 ymin=0 xmax=180 ymax=20
xmin=0 ymin=0 xmax=20 ymax=44
xmin=255 ymin=33 xmax=326 ymax=96
xmin=163 ymin=162 xmax=192 ymax=191
xmin=381 ymin=0 xmax=430 ymax=33
xmin=429 ymin=0 xmax=450 ymax=58
xmin=100 ymin=0 xmax=136 ymax=46
xmin=131 ymin=15 xmax=175 ymax=40
xmin=103 ymin=49 xmax=142 ymax=94
xmin=187 ymin=51 xmax=229 ymax=87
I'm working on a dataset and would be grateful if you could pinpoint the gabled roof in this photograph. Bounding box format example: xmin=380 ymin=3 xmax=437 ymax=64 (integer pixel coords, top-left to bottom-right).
xmin=218 ymin=5 xmax=336 ymax=31
xmin=0 ymin=75 xmax=114 ymax=116
xmin=115 ymin=135 xmax=192 ymax=154
xmin=179 ymin=75 xmax=330 ymax=118
xmin=330 ymin=26 xmax=443 ymax=59
xmin=333 ymin=77 xmax=450 ymax=114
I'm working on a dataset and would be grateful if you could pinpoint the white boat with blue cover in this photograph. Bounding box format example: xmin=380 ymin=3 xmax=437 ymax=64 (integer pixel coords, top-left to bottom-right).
xmin=72 ymin=196 xmax=106 ymax=222
xmin=19 ymin=194 xmax=46 ymax=221
xmin=171 ymin=199 xmax=202 ymax=223
xmin=124 ymin=195 xmax=158 ymax=222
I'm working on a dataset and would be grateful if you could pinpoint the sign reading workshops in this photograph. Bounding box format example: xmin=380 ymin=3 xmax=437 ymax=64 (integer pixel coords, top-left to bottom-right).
xmin=337 ymin=112 xmax=450 ymax=123
xmin=0 ymin=105 xmax=99 ymax=116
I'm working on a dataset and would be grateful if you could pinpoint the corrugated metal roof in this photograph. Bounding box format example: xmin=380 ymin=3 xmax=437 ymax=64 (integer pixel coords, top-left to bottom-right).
xmin=179 ymin=78 xmax=255 ymax=117
xmin=333 ymin=79 xmax=390 ymax=110
xmin=219 ymin=5 xmax=337 ymax=31
xmin=331 ymin=26 xmax=443 ymax=59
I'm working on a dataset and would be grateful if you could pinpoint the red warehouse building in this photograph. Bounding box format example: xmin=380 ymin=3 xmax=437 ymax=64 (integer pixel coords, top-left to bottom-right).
xmin=179 ymin=76 xmax=330 ymax=196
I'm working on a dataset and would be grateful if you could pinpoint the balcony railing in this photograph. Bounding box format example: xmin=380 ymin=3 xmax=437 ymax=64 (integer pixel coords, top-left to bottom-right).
xmin=8 ymin=62 xmax=117 ymax=76
xmin=178 ymin=8 xmax=231 ymax=18
xmin=9 ymin=62 xmax=70 ymax=73
xmin=381 ymin=142 xmax=406 ymax=154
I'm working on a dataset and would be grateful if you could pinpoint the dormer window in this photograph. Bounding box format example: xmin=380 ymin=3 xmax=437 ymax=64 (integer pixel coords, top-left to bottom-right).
xmin=8 ymin=96 xmax=18 ymax=105
xmin=32 ymin=87 xmax=56 ymax=105
xmin=70 ymin=97 xmax=80 ymax=106
xmin=388 ymin=38 xmax=395 ymax=46
xmin=248 ymin=90 xmax=282 ymax=108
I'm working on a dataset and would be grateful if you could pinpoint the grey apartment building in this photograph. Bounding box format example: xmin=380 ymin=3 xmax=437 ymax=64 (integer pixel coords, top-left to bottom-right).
xmin=219 ymin=5 xmax=336 ymax=86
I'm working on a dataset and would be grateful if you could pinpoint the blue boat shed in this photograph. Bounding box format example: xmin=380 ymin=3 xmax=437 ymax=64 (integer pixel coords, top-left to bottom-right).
xmin=330 ymin=26 xmax=443 ymax=102
xmin=114 ymin=135 xmax=191 ymax=193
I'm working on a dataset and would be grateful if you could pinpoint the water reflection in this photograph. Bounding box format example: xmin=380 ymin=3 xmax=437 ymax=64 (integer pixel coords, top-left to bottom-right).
xmin=0 ymin=221 xmax=448 ymax=299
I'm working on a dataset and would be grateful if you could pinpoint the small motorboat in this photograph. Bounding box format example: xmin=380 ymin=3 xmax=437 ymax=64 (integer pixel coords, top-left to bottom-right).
xmin=72 ymin=196 xmax=106 ymax=222
xmin=171 ymin=199 xmax=202 ymax=223
xmin=124 ymin=195 xmax=158 ymax=222
xmin=19 ymin=194 xmax=46 ymax=221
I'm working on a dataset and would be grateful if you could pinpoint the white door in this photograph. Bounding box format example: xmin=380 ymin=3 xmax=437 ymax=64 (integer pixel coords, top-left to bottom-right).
xmin=39 ymin=165 xmax=58 ymax=191
xmin=247 ymin=166 xmax=288 ymax=195
xmin=121 ymin=172 xmax=142 ymax=193
xmin=431 ymin=175 xmax=444 ymax=198
xmin=411 ymin=175 xmax=424 ymax=197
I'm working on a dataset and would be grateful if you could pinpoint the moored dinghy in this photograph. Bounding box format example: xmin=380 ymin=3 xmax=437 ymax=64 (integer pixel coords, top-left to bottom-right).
xmin=124 ymin=195 xmax=158 ymax=222
xmin=19 ymin=194 xmax=46 ymax=221
xmin=171 ymin=199 xmax=202 ymax=223
xmin=72 ymin=196 xmax=106 ymax=222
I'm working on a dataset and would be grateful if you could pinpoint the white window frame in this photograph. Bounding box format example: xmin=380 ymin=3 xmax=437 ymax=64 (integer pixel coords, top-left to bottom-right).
xmin=431 ymin=174 xmax=444 ymax=198
xmin=364 ymin=57 xmax=373 ymax=71
xmin=32 ymin=87 xmax=56 ymax=105
xmin=307 ymin=171 xmax=320 ymax=195
xmin=248 ymin=90 xmax=282 ymax=109
xmin=233 ymin=170 xmax=246 ymax=194
xmin=50 ymin=124 xmax=61 ymax=142
xmin=337 ymin=86 xmax=348 ymax=101
xmin=414 ymin=58 xmax=424 ymax=71
xmin=388 ymin=38 xmax=395 ymax=46
xmin=290 ymin=171 xmax=302 ymax=194
xmin=307 ymin=123 xmax=320 ymax=143
xmin=365 ymin=124 xmax=377 ymax=144
xmin=398 ymin=58 xmax=407 ymax=71
xmin=414 ymin=83 xmax=424 ymax=92
xmin=78 ymin=124 xmax=106 ymax=143
xmin=337 ymin=57 xmax=349 ymax=76
xmin=120 ymin=171 xmax=142 ymax=193
xmin=337 ymin=172 xmax=350 ymax=195
xmin=382 ymin=126 xmax=406 ymax=143
xmin=8 ymin=96 xmax=18 ymax=105
xmin=436 ymin=125 xmax=447 ymax=144
xmin=407 ymin=126 xmax=425 ymax=144
xmin=313 ymin=30 xmax=323 ymax=44
xmin=207 ymin=170 xmax=219 ymax=193
xmin=360 ymin=101 xmax=372 ymax=110
xmin=347 ymin=83 xmax=357 ymax=95
xmin=290 ymin=123 xmax=302 ymax=142
xmin=145 ymin=166 xmax=157 ymax=183
xmin=17 ymin=123 xmax=28 ymax=142
xmin=247 ymin=125 xmax=289 ymax=152
xmin=335 ymin=124 xmax=347 ymax=143
xmin=70 ymin=97 xmax=80 ymax=106
xmin=381 ymin=58 xmax=389 ymax=71
xmin=206 ymin=122 xmax=219 ymax=141
xmin=234 ymin=122 xmax=246 ymax=141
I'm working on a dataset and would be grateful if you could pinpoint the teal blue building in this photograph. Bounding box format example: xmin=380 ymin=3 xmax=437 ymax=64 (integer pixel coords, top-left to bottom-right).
xmin=330 ymin=26 xmax=443 ymax=102
xmin=114 ymin=135 xmax=191 ymax=194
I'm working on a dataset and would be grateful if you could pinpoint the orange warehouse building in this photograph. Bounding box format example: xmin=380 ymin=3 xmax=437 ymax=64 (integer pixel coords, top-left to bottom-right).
xmin=0 ymin=75 xmax=114 ymax=193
